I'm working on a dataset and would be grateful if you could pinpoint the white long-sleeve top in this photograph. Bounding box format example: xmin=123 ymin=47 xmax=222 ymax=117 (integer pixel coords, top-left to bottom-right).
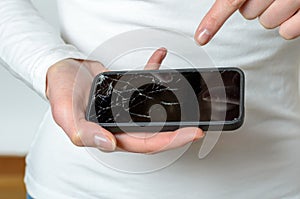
xmin=0 ymin=0 xmax=86 ymax=99
xmin=1 ymin=0 xmax=300 ymax=198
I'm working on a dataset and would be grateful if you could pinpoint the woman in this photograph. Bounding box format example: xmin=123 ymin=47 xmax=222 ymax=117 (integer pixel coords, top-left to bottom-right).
xmin=1 ymin=0 xmax=300 ymax=198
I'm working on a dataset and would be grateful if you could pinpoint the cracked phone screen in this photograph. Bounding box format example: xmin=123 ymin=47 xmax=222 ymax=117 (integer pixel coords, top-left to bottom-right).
xmin=87 ymin=69 xmax=241 ymax=126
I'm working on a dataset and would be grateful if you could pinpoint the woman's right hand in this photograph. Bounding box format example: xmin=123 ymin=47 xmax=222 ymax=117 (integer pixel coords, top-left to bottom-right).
xmin=195 ymin=0 xmax=300 ymax=45
xmin=46 ymin=48 xmax=204 ymax=154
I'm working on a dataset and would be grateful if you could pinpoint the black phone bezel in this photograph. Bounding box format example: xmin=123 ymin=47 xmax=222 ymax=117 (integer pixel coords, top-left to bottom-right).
xmin=86 ymin=67 xmax=245 ymax=132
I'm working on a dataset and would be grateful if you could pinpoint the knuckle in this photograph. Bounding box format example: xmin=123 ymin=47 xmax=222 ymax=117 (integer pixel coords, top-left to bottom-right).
xmin=165 ymin=133 xmax=175 ymax=146
xmin=50 ymin=103 xmax=82 ymax=147
xmin=259 ymin=17 xmax=274 ymax=29
xmin=239 ymin=9 xmax=257 ymax=20
xmin=70 ymin=133 xmax=83 ymax=146
xmin=147 ymin=134 xmax=175 ymax=154
xmin=142 ymin=137 xmax=156 ymax=153
xmin=207 ymin=14 xmax=218 ymax=27
xmin=224 ymin=0 xmax=245 ymax=9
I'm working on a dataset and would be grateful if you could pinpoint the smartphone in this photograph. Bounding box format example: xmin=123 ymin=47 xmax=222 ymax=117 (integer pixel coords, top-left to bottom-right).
xmin=86 ymin=68 xmax=245 ymax=132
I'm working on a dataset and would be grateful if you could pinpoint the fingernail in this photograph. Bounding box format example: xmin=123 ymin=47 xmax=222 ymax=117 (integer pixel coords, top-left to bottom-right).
xmin=158 ymin=47 xmax=167 ymax=56
xmin=196 ymin=29 xmax=211 ymax=45
xmin=94 ymin=134 xmax=116 ymax=151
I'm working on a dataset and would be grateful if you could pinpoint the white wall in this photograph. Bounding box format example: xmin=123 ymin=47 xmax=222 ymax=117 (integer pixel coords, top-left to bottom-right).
xmin=0 ymin=0 xmax=58 ymax=156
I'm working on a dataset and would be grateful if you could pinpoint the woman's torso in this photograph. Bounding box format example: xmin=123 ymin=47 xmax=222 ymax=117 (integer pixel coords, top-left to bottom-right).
xmin=25 ymin=0 xmax=300 ymax=198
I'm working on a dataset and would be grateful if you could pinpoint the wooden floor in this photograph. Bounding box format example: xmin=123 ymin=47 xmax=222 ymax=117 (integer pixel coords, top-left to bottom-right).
xmin=0 ymin=156 xmax=26 ymax=199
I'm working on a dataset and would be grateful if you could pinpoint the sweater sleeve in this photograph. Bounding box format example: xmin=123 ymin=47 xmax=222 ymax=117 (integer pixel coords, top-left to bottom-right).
xmin=0 ymin=0 xmax=86 ymax=100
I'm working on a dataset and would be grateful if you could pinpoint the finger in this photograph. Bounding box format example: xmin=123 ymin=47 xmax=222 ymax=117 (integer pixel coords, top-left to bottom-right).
xmin=76 ymin=119 xmax=117 ymax=151
xmin=259 ymin=0 xmax=300 ymax=29
xmin=279 ymin=10 xmax=300 ymax=40
xmin=51 ymin=95 xmax=116 ymax=151
xmin=114 ymin=127 xmax=204 ymax=153
xmin=72 ymin=65 xmax=116 ymax=150
xmin=144 ymin=47 xmax=167 ymax=70
xmin=195 ymin=0 xmax=247 ymax=45
xmin=239 ymin=0 xmax=274 ymax=20
xmin=52 ymin=91 xmax=117 ymax=151
xmin=48 ymin=60 xmax=116 ymax=151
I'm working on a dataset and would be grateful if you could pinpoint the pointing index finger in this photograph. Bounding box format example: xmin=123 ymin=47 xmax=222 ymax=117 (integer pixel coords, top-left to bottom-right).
xmin=195 ymin=0 xmax=247 ymax=45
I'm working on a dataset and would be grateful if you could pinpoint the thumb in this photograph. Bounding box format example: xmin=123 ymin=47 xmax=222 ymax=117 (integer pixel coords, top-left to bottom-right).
xmin=76 ymin=119 xmax=117 ymax=151
xmin=144 ymin=47 xmax=167 ymax=70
